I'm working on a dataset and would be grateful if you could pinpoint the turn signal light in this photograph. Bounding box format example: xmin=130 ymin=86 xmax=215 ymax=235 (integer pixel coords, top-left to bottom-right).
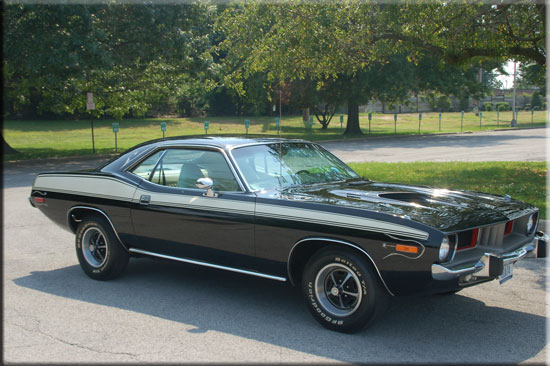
xmin=395 ymin=244 xmax=419 ymax=254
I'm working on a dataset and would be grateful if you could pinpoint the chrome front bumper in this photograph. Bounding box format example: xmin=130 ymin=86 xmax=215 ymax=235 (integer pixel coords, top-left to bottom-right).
xmin=432 ymin=232 xmax=547 ymax=281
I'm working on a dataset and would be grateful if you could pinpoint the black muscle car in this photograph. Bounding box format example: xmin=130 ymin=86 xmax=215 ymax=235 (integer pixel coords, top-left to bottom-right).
xmin=30 ymin=136 xmax=547 ymax=333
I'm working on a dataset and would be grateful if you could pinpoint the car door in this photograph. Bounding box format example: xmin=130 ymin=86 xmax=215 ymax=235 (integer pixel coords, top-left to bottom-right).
xmin=128 ymin=147 xmax=257 ymax=270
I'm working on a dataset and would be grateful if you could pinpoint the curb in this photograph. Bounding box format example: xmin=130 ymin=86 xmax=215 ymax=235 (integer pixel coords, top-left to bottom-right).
xmin=3 ymin=125 xmax=546 ymax=165
xmin=318 ymin=125 xmax=547 ymax=144
xmin=3 ymin=153 xmax=117 ymax=168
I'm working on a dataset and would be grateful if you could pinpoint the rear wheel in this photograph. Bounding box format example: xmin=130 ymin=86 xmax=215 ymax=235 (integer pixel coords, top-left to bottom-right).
xmin=302 ymin=248 xmax=389 ymax=333
xmin=75 ymin=216 xmax=129 ymax=280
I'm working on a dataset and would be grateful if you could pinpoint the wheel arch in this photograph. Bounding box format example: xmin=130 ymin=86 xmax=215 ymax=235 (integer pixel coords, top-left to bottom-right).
xmin=67 ymin=206 xmax=129 ymax=252
xmin=287 ymin=237 xmax=395 ymax=296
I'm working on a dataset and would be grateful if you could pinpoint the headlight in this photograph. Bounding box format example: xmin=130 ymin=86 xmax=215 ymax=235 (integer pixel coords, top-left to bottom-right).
xmin=439 ymin=236 xmax=451 ymax=262
xmin=527 ymin=213 xmax=537 ymax=235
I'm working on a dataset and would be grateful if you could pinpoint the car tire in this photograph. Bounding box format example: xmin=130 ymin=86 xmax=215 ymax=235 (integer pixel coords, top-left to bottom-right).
xmin=75 ymin=216 xmax=129 ymax=280
xmin=302 ymin=248 xmax=389 ymax=333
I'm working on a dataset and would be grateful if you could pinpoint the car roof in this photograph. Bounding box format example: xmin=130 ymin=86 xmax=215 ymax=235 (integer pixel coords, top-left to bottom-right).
xmin=98 ymin=135 xmax=312 ymax=172
xmin=132 ymin=135 xmax=310 ymax=151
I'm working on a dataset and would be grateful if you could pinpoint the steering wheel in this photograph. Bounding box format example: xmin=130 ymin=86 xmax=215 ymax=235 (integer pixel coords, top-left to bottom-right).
xmin=296 ymin=169 xmax=312 ymax=176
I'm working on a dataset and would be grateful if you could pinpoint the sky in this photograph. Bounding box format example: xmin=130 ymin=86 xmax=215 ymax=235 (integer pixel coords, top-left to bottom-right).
xmin=496 ymin=60 xmax=516 ymax=89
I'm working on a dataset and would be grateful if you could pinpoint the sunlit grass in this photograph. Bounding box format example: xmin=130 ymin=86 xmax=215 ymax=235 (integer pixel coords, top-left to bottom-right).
xmin=3 ymin=111 xmax=547 ymax=160
xmin=349 ymin=161 xmax=547 ymax=218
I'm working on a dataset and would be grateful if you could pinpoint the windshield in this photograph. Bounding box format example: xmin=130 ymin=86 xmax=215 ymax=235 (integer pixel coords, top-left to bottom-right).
xmin=231 ymin=142 xmax=360 ymax=191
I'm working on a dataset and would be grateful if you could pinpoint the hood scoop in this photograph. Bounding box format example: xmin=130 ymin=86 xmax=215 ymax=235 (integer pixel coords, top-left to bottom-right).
xmin=329 ymin=189 xmax=466 ymax=210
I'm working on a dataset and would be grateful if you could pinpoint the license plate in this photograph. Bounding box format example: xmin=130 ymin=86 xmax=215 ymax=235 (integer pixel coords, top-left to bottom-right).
xmin=499 ymin=263 xmax=514 ymax=284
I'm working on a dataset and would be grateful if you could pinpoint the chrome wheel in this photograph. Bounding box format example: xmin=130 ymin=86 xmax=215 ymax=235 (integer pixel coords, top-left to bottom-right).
xmin=81 ymin=227 xmax=108 ymax=268
xmin=314 ymin=263 xmax=363 ymax=317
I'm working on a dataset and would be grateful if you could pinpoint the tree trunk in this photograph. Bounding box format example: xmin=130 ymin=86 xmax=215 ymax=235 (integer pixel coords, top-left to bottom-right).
xmin=344 ymin=99 xmax=362 ymax=135
xmin=302 ymin=107 xmax=310 ymax=122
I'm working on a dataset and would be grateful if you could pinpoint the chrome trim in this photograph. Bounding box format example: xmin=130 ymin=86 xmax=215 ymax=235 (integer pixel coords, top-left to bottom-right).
xmin=126 ymin=144 xmax=248 ymax=193
xmin=535 ymin=231 xmax=549 ymax=242
xmin=128 ymin=248 xmax=287 ymax=282
xmin=432 ymin=261 xmax=485 ymax=281
xmin=67 ymin=206 xmax=129 ymax=252
xmin=287 ymin=237 xmax=395 ymax=296
xmin=431 ymin=242 xmax=536 ymax=281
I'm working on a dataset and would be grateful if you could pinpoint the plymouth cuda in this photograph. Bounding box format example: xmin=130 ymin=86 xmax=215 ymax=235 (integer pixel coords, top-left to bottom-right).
xmin=30 ymin=137 xmax=547 ymax=332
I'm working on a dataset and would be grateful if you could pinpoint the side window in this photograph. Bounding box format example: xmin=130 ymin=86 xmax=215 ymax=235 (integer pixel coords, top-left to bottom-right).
xmin=131 ymin=149 xmax=241 ymax=192
xmin=130 ymin=151 xmax=163 ymax=180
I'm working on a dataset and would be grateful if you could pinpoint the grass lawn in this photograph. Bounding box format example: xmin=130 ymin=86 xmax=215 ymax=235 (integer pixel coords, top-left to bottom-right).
xmin=348 ymin=161 xmax=547 ymax=219
xmin=3 ymin=111 xmax=547 ymax=160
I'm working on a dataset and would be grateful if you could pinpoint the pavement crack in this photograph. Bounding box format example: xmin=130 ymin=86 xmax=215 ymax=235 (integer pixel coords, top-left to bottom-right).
xmin=7 ymin=320 xmax=140 ymax=361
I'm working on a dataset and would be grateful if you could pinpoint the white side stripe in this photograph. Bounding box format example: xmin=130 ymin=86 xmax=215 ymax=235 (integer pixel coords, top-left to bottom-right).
xmin=256 ymin=203 xmax=429 ymax=240
xmin=34 ymin=175 xmax=136 ymax=201
xmin=33 ymin=174 xmax=429 ymax=240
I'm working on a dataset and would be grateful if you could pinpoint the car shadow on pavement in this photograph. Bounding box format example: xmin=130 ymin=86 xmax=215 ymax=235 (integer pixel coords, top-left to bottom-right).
xmin=13 ymin=257 xmax=546 ymax=364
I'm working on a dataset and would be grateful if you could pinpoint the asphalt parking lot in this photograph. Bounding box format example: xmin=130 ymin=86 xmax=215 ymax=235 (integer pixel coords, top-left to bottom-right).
xmin=4 ymin=128 xmax=548 ymax=363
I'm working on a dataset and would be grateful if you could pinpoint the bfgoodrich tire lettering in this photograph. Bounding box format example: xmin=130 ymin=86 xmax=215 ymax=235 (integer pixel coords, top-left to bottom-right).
xmin=302 ymin=248 xmax=388 ymax=333
xmin=75 ymin=216 xmax=129 ymax=280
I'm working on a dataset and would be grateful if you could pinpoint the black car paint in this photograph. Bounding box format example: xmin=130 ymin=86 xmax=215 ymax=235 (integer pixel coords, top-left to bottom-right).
xmin=30 ymin=136 xmax=538 ymax=296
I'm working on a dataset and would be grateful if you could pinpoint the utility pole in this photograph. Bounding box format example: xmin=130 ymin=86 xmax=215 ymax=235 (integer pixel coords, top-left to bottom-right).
xmin=279 ymin=89 xmax=282 ymax=122
xmin=511 ymin=61 xmax=517 ymax=127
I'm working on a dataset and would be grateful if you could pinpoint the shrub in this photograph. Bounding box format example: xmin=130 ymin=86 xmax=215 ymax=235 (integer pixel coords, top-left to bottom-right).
xmin=497 ymin=102 xmax=510 ymax=111
xmin=458 ymin=96 xmax=470 ymax=111
xmin=543 ymin=102 xmax=547 ymax=110
xmin=437 ymin=95 xmax=452 ymax=112
xmin=482 ymin=102 xmax=493 ymax=111
xmin=531 ymin=93 xmax=543 ymax=109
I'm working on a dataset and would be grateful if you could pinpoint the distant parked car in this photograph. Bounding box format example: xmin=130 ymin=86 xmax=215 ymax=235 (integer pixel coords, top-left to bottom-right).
xmin=30 ymin=136 xmax=547 ymax=333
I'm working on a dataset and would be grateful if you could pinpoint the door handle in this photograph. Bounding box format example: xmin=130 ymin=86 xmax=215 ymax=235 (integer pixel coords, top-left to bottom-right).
xmin=139 ymin=195 xmax=151 ymax=205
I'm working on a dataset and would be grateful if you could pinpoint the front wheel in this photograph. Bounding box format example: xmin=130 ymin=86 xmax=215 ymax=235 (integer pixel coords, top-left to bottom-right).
xmin=302 ymin=248 xmax=389 ymax=333
xmin=75 ymin=216 xmax=129 ymax=280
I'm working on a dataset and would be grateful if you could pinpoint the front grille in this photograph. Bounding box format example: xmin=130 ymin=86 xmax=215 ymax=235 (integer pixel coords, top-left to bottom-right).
xmin=455 ymin=212 xmax=535 ymax=252
xmin=479 ymin=223 xmax=506 ymax=248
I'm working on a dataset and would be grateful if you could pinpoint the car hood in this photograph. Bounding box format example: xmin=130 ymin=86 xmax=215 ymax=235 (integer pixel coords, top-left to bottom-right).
xmin=275 ymin=180 xmax=535 ymax=232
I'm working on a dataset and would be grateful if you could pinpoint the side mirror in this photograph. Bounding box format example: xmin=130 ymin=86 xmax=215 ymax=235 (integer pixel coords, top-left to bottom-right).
xmin=196 ymin=177 xmax=217 ymax=197
xmin=196 ymin=177 xmax=213 ymax=189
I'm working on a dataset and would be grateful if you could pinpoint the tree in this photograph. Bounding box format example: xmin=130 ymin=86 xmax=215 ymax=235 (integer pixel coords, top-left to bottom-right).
xmin=3 ymin=3 xmax=217 ymax=119
xmin=517 ymin=62 xmax=546 ymax=94
xmin=217 ymin=2 xmax=394 ymax=134
xmin=218 ymin=1 xmax=544 ymax=134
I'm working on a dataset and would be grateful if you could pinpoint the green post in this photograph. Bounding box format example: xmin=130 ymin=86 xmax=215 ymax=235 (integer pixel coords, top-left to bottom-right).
xmin=531 ymin=108 xmax=534 ymax=124
xmin=112 ymin=123 xmax=119 ymax=152
xmin=90 ymin=120 xmax=95 ymax=154
xmin=438 ymin=112 xmax=442 ymax=131
xmin=368 ymin=112 xmax=372 ymax=135
xmin=394 ymin=113 xmax=397 ymax=134
xmin=245 ymin=119 xmax=250 ymax=135
xmin=461 ymin=111 xmax=464 ymax=132
xmin=418 ymin=113 xmax=422 ymax=134
xmin=309 ymin=116 xmax=314 ymax=136
xmin=204 ymin=120 xmax=209 ymax=135
xmin=497 ymin=110 xmax=500 ymax=127
xmin=340 ymin=114 xmax=344 ymax=132
xmin=479 ymin=112 xmax=482 ymax=129
xmin=275 ymin=117 xmax=280 ymax=136
xmin=161 ymin=121 xmax=167 ymax=138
